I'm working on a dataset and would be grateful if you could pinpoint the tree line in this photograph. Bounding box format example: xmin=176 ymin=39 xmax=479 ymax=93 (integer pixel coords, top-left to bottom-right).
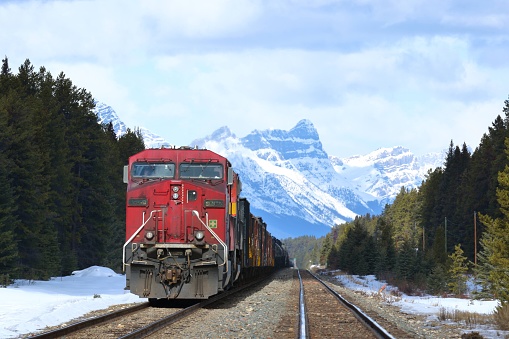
xmin=0 ymin=58 xmax=145 ymax=283
xmin=285 ymin=96 xmax=509 ymax=306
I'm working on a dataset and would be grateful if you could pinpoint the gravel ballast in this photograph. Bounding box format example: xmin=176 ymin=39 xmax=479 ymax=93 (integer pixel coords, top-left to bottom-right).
xmin=35 ymin=268 xmax=503 ymax=338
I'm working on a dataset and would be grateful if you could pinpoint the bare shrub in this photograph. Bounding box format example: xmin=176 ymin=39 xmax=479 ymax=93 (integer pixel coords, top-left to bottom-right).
xmin=0 ymin=274 xmax=12 ymax=287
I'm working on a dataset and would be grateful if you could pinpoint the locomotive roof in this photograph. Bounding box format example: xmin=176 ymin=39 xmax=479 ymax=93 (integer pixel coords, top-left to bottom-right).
xmin=131 ymin=146 xmax=231 ymax=166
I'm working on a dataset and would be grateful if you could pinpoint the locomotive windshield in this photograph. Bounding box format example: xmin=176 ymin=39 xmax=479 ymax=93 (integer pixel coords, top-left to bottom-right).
xmin=179 ymin=163 xmax=223 ymax=179
xmin=132 ymin=162 xmax=175 ymax=179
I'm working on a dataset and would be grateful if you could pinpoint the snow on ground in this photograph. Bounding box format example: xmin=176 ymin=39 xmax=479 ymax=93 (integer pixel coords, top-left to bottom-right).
xmin=327 ymin=270 xmax=507 ymax=338
xmin=0 ymin=266 xmax=145 ymax=338
xmin=1 ymin=266 xmax=507 ymax=338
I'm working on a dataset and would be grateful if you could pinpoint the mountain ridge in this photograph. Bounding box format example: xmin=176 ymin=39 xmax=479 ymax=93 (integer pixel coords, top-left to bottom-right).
xmin=96 ymin=102 xmax=444 ymax=238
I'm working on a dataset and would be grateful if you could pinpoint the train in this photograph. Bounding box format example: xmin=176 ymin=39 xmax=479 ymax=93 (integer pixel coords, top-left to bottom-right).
xmin=122 ymin=146 xmax=289 ymax=302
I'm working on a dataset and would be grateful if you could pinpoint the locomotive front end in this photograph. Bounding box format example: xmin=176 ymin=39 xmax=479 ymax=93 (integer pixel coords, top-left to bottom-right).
xmin=123 ymin=148 xmax=238 ymax=301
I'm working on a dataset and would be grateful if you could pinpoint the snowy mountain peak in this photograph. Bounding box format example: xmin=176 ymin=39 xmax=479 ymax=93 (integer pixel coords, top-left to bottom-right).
xmin=94 ymin=102 xmax=443 ymax=238
xmin=95 ymin=102 xmax=127 ymax=136
xmin=241 ymin=120 xmax=327 ymax=161
xmin=139 ymin=127 xmax=173 ymax=148
xmin=289 ymin=119 xmax=319 ymax=140
xmin=94 ymin=101 xmax=172 ymax=148
xmin=332 ymin=146 xmax=443 ymax=202
xmin=371 ymin=146 xmax=410 ymax=159
xmin=206 ymin=126 xmax=236 ymax=142
xmin=343 ymin=146 xmax=412 ymax=166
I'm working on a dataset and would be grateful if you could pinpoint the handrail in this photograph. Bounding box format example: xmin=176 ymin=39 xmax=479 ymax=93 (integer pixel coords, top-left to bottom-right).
xmin=123 ymin=210 xmax=161 ymax=272
xmin=192 ymin=210 xmax=228 ymax=271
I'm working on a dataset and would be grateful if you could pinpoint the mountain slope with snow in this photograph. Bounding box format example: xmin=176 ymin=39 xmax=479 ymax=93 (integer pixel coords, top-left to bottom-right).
xmin=331 ymin=146 xmax=444 ymax=204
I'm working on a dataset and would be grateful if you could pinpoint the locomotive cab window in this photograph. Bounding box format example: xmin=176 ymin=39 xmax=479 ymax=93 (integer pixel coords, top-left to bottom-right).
xmin=132 ymin=162 xmax=175 ymax=179
xmin=179 ymin=163 xmax=223 ymax=179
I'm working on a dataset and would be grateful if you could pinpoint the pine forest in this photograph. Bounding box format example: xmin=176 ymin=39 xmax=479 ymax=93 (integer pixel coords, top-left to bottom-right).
xmin=285 ymin=96 xmax=509 ymax=309
xmin=0 ymin=58 xmax=145 ymax=282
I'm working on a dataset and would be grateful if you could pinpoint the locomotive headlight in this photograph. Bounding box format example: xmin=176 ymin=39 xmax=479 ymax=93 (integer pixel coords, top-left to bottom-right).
xmin=145 ymin=231 xmax=154 ymax=240
xmin=172 ymin=186 xmax=179 ymax=193
xmin=195 ymin=230 xmax=205 ymax=241
xmin=172 ymin=192 xmax=179 ymax=199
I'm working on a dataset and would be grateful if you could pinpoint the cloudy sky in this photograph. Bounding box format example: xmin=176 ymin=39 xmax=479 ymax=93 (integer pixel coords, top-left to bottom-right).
xmin=2 ymin=0 xmax=508 ymax=157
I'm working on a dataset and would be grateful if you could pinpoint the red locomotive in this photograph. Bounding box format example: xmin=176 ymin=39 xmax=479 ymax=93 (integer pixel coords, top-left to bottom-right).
xmin=122 ymin=147 xmax=288 ymax=302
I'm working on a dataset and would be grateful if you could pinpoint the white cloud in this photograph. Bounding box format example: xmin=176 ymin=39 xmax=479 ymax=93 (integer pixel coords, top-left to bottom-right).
xmin=1 ymin=0 xmax=508 ymax=158
xmin=140 ymin=0 xmax=261 ymax=38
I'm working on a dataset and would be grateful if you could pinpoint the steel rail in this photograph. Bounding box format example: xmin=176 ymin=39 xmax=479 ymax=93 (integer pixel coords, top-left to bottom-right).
xmin=307 ymin=270 xmax=396 ymax=339
xmin=28 ymin=302 xmax=150 ymax=339
xmin=119 ymin=271 xmax=276 ymax=339
xmin=30 ymin=270 xmax=279 ymax=339
xmin=297 ymin=269 xmax=309 ymax=339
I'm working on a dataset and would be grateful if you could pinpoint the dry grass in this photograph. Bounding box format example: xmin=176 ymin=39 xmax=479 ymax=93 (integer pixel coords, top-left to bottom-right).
xmin=438 ymin=307 xmax=493 ymax=328
xmin=439 ymin=302 xmax=509 ymax=333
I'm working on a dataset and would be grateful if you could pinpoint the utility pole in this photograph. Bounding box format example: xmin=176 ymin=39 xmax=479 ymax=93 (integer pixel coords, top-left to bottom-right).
xmin=474 ymin=211 xmax=477 ymax=267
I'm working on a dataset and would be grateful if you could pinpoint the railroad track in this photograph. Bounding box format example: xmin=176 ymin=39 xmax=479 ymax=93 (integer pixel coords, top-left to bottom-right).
xmin=28 ymin=274 xmax=271 ymax=339
xmin=27 ymin=300 xmax=197 ymax=339
xmin=298 ymin=269 xmax=396 ymax=339
xmin=27 ymin=302 xmax=150 ymax=338
xmin=29 ymin=269 xmax=412 ymax=338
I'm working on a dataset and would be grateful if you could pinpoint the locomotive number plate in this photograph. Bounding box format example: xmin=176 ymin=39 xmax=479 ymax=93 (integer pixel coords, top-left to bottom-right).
xmin=204 ymin=199 xmax=225 ymax=207
xmin=128 ymin=198 xmax=148 ymax=206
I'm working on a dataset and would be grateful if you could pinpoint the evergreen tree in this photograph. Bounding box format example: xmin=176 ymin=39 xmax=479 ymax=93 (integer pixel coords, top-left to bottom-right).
xmin=319 ymin=233 xmax=332 ymax=266
xmin=374 ymin=217 xmax=396 ymax=279
xmin=327 ymin=244 xmax=340 ymax=269
xmin=33 ymin=66 xmax=68 ymax=277
xmin=474 ymin=235 xmax=496 ymax=299
xmin=74 ymin=109 xmax=116 ymax=268
xmin=395 ymin=242 xmax=417 ymax=281
xmin=427 ymin=264 xmax=449 ymax=295
xmin=418 ymin=167 xmax=444 ymax=252
xmin=478 ymin=223 xmax=509 ymax=301
xmin=363 ymin=234 xmax=378 ymax=275
xmin=310 ymin=243 xmax=320 ymax=266
xmin=0 ymin=97 xmax=20 ymax=281
xmin=450 ymin=143 xmax=473 ymax=258
xmin=337 ymin=218 xmax=373 ymax=275
xmin=100 ymin=122 xmax=125 ymax=270
xmin=337 ymin=227 xmax=353 ymax=272
xmin=118 ymin=128 xmax=145 ymax=163
xmin=480 ymin=115 xmax=508 ymax=218
xmin=431 ymin=225 xmax=448 ymax=265
xmin=439 ymin=141 xmax=470 ymax=254
xmin=448 ymin=244 xmax=469 ymax=295
xmin=478 ymin=138 xmax=509 ymax=304
xmin=384 ymin=187 xmax=421 ymax=251
xmin=1 ymin=56 xmax=10 ymax=76
xmin=4 ymin=60 xmax=58 ymax=278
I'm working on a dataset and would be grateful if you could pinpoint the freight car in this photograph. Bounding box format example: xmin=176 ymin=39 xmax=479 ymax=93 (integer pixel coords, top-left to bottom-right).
xmin=122 ymin=146 xmax=288 ymax=302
